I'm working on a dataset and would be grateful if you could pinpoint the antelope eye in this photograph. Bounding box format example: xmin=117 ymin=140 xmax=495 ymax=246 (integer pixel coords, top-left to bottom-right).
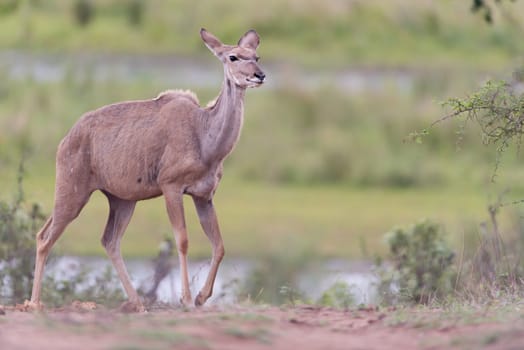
xmin=229 ymin=55 xmax=239 ymax=62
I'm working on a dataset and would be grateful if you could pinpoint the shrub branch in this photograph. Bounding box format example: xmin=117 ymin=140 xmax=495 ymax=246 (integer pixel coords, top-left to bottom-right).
xmin=415 ymin=79 xmax=524 ymax=180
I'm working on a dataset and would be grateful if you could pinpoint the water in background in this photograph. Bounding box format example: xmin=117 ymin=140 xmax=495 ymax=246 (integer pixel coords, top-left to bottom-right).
xmin=0 ymin=51 xmax=414 ymax=94
xmin=48 ymin=256 xmax=377 ymax=305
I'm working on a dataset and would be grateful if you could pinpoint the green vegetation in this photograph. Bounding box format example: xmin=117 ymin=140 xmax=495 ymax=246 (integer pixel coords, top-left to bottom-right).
xmin=235 ymin=206 xmax=524 ymax=308
xmin=41 ymin=265 xmax=125 ymax=308
xmin=237 ymin=244 xmax=311 ymax=305
xmin=454 ymin=197 xmax=524 ymax=304
xmin=0 ymin=165 xmax=125 ymax=305
xmin=1 ymin=0 xmax=524 ymax=310
xmin=376 ymin=220 xmax=456 ymax=305
xmin=316 ymin=281 xmax=355 ymax=309
xmin=2 ymin=5 xmax=524 ymax=349
xmin=0 ymin=1 xmax=522 ymax=69
xmin=434 ymin=78 xmax=524 ymax=181
xmin=1 ymin=177 xmax=499 ymax=258
xmin=0 ymin=162 xmax=45 ymax=304
xmin=3 ymin=59 xmax=520 ymax=258
xmin=4 ymin=74 xmax=516 ymax=188
xmin=0 ymin=75 xmax=505 ymax=259
xmin=385 ymin=299 xmax=524 ymax=330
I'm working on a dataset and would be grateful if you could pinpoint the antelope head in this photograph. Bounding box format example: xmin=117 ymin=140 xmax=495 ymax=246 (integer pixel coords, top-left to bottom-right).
xmin=200 ymin=28 xmax=265 ymax=89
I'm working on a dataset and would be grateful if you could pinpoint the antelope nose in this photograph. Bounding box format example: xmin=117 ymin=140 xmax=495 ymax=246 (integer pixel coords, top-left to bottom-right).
xmin=254 ymin=71 xmax=265 ymax=82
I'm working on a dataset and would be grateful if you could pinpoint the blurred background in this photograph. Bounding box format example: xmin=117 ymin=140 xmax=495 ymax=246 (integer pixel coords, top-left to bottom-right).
xmin=1 ymin=0 xmax=524 ymax=305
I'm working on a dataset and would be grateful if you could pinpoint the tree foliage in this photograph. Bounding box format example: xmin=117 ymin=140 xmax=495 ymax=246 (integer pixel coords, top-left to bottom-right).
xmin=430 ymin=79 xmax=524 ymax=178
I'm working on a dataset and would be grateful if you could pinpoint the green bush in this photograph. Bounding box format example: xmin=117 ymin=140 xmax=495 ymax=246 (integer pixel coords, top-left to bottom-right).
xmin=316 ymin=281 xmax=354 ymax=309
xmin=0 ymin=162 xmax=124 ymax=306
xmin=0 ymin=163 xmax=45 ymax=304
xmin=237 ymin=246 xmax=312 ymax=305
xmin=376 ymin=220 xmax=455 ymax=305
xmin=42 ymin=265 xmax=125 ymax=307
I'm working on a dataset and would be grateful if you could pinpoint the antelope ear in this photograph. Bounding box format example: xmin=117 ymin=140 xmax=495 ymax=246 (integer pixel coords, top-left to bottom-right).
xmin=200 ymin=28 xmax=223 ymax=56
xmin=238 ymin=29 xmax=260 ymax=50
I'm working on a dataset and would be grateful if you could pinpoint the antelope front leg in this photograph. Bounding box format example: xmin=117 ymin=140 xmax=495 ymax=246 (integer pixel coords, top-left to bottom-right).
xmin=193 ymin=197 xmax=225 ymax=306
xmin=163 ymin=186 xmax=192 ymax=306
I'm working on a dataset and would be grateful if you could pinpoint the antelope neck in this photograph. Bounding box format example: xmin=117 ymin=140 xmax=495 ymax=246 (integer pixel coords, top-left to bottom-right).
xmin=202 ymin=74 xmax=245 ymax=162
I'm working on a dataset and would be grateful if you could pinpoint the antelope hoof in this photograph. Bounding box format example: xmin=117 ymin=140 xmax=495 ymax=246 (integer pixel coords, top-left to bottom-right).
xmin=118 ymin=300 xmax=146 ymax=313
xmin=179 ymin=296 xmax=193 ymax=307
xmin=194 ymin=292 xmax=207 ymax=307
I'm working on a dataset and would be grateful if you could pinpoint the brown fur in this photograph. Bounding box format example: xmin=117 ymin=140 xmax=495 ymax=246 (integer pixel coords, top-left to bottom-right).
xmin=29 ymin=29 xmax=265 ymax=310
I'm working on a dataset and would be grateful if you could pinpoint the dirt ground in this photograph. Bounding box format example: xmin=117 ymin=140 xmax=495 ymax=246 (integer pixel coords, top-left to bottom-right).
xmin=1 ymin=302 xmax=523 ymax=350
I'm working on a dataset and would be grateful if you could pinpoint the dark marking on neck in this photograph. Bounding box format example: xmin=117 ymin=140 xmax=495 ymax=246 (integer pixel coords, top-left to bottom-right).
xmin=226 ymin=79 xmax=232 ymax=98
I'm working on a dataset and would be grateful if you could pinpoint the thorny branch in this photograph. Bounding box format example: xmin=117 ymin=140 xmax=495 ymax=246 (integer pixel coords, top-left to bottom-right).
xmin=416 ymin=80 xmax=524 ymax=181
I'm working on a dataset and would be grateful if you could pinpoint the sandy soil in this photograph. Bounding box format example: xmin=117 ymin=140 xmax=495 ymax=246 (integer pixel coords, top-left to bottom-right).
xmin=1 ymin=303 xmax=523 ymax=350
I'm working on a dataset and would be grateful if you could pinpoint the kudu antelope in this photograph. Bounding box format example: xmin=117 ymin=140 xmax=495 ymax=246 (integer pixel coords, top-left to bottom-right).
xmin=29 ymin=29 xmax=265 ymax=310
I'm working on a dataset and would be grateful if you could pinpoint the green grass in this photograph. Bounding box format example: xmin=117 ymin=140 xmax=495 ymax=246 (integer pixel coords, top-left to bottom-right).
xmin=0 ymin=0 xmax=522 ymax=69
xmin=387 ymin=298 xmax=524 ymax=329
xmin=1 ymin=73 xmax=523 ymax=259
xmin=222 ymin=325 xmax=272 ymax=344
xmin=2 ymin=75 xmax=524 ymax=259
xmin=1 ymin=1 xmax=524 ymax=260
xmin=0 ymin=165 xmax=503 ymax=259
xmin=2 ymin=73 xmax=521 ymax=189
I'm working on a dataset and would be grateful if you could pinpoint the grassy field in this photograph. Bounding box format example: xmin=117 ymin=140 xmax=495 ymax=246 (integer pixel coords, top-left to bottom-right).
xmin=0 ymin=164 xmax=514 ymax=259
xmin=0 ymin=0 xmax=522 ymax=69
xmin=3 ymin=72 xmax=524 ymax=187
xmin=1 ymin=0 xmax=524 ymax=260
xmin=1 ymin=67 xmax=524 ymax=259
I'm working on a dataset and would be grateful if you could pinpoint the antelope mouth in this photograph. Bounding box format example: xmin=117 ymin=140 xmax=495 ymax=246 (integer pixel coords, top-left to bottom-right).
xmin=246 ymin=77 xmax=264 ymax=86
